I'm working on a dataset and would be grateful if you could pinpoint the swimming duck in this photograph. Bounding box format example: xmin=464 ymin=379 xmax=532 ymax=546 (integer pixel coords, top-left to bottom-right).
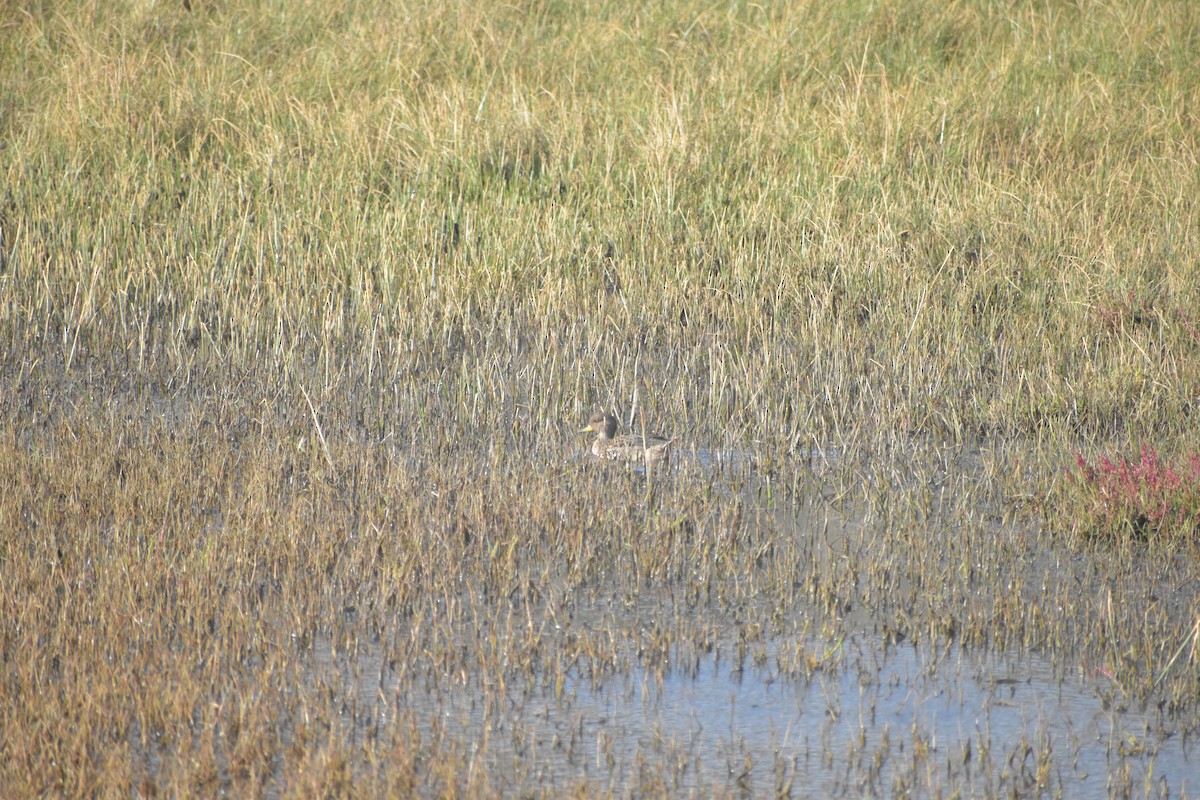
xmin=580 ymin=412 xmax=673 ymax=465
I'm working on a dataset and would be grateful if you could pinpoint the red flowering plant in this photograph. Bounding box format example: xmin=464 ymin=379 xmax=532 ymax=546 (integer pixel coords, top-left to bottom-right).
xmin=1064 ymin=445 xmax=1200 ymax=540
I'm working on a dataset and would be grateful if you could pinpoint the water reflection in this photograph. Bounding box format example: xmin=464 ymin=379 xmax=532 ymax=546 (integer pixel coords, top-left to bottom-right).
xmin=313 ymin=629 xmax=1192 ymax=797
xmin=303 ymin=442 xmax=1193 ymax=796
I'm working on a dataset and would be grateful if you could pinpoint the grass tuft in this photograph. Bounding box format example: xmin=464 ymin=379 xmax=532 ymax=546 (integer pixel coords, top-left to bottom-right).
xmin=1062 ymin=445 xmax=1200 ymax=542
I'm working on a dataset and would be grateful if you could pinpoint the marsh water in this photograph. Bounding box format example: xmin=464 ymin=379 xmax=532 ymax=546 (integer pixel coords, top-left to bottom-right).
xmin=312 ymin=629 xmax=1194 ymax=797
xmin=297 ymin=450 xmax=1197 ymax=798
xmin=8 ymin=370 xmax=1199 ymax=797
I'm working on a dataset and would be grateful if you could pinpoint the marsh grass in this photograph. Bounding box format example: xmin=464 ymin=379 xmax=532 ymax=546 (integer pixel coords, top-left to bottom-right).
xmin=3 ymin=0 xmax=1200 ymax=794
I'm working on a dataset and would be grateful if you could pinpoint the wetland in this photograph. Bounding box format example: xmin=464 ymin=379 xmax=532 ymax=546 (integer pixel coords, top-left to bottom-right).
xmin=3 ymin=0 xmax=1200 ymax=796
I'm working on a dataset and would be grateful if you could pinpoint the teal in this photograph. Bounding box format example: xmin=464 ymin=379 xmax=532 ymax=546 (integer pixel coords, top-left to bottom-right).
xmin=581 ymin=412 xmax=672 ymax=465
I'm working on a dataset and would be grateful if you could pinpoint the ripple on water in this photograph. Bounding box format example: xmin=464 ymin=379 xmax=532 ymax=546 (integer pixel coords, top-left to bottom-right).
xmin=310 ymin=626 xmax=1193 ymax=797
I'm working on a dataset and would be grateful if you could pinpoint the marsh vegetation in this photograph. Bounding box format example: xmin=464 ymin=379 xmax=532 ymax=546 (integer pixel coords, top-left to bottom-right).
xmin=2 ymin=0 xmax=1199 ymax=795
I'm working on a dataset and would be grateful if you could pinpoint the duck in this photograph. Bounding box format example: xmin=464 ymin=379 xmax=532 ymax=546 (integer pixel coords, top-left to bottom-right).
xmin=580 ymin=412 xmax=673 ymax=465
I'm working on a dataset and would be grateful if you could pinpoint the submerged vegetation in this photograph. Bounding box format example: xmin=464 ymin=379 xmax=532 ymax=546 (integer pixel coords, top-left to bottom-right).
xmin=2 ymin=0 xmax=1199 ymax=795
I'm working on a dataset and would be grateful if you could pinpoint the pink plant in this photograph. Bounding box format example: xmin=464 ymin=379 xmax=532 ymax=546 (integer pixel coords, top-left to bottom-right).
xmin=1067 ymin=446 xmax=1200 ymax=538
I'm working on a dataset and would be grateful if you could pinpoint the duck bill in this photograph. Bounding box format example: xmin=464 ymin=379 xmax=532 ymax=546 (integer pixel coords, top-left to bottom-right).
xmin=580 ymin=424 xmax=594 ymax=433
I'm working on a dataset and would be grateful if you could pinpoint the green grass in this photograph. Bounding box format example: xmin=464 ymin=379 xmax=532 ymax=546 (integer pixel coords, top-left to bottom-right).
xmin=3 ymin=0 xmax=1200 ymax=795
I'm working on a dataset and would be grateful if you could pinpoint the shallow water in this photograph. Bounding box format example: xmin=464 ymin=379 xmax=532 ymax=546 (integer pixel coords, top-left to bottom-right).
xmin=302 ymin=452 xmax=1197 ymax=798
xmin=289 ymin=443 xmax=1200 ymax=796
xmin=44 ymin=378 xmax=1185 ymax=797
xmin=311 ymin=623 xmax=1194 ymax=797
